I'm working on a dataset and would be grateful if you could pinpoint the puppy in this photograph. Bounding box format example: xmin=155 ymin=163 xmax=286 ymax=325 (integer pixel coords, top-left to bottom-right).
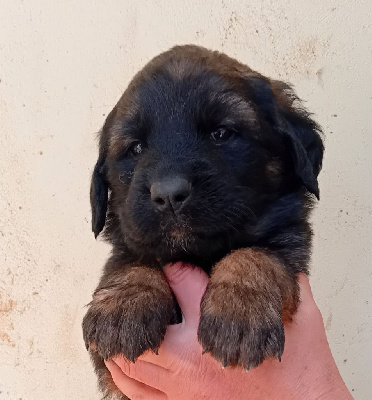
xmin=83 ymin=45 xmax=324 ymax=399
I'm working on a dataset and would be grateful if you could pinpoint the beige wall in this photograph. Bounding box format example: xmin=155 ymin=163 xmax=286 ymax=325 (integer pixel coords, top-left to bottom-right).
xmin=1 ymin=1 xmax=371 ymax=399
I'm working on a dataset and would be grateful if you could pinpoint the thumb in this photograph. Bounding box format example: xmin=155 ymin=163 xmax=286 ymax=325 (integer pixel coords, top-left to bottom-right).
xmin=164 ymin=263 xmax=209 ymax=327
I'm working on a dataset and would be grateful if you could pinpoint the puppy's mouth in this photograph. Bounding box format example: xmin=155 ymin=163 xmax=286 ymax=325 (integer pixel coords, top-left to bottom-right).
xmin=123 ymin=203 xmax=252 ymax=264
xmin=160 ymin=218 xmax=193 ymax=243
xmin=170 ymin=229 xmax=188 ymax=239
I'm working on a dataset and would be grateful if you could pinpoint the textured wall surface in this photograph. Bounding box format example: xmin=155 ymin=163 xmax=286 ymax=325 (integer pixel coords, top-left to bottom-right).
xmin=1 ymin=1 xmax=371 ymax=399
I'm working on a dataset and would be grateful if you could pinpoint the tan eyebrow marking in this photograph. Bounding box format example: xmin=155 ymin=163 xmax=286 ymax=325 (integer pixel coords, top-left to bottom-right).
xmin=107 ymin=120 xmax=135 ymax=158
xmin=231 ymin=98 xmax=259 ymax=130
xmin=214 ymin=93 xmax=259 ymax=132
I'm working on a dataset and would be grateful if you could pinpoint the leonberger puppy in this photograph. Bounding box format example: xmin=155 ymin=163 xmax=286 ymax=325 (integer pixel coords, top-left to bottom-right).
xmin=83 ymin=45 xmax=324 ymax=399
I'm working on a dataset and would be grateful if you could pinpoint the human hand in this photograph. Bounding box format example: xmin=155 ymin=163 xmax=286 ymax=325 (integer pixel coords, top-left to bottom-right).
xmin=105 ymin=263 xmax=352 ymax=400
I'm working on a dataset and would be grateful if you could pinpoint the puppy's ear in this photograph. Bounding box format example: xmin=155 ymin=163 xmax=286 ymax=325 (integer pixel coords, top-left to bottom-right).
xmin=90 ymin=155 xmax=108 ymax=238
xmin=247 ymin=76 xmax=324 ymax=199
xmin=90 ymin=106 xmax=118 ymax=237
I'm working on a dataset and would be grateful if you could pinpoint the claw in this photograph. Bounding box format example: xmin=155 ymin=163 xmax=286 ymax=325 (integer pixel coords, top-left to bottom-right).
xmin=246 ymin=363 xmax=253 ymax=372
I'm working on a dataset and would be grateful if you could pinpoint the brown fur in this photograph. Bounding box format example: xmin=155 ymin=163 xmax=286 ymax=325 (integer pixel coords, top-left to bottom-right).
xmin=198 ymin=248 xmax=299 ymax=368
xmin=84 ymin=264 xmax=177 ymax=362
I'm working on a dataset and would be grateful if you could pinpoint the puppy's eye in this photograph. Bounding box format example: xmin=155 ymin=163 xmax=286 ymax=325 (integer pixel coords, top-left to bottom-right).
xmin=128 ymin=141 xmax=144 ymax=156
xmin=210 ymin=127 xmax=233 ymax=143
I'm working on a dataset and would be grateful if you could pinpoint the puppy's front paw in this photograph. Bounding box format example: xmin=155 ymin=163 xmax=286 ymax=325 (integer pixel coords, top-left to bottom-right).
xmin=198 ymin=282 xmax=285 ymax=370
xmin=198 ymin=248 xmax=299 ymax=370
xmin=83 ymin=268 xmax=177 ymax=361
xmin=198 ymin=286 xmax=284 ymax=370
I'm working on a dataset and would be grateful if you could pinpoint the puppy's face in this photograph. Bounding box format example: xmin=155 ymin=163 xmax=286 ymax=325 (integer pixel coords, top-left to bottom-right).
xmin=91 ymin=46 xmax=323 ymax=266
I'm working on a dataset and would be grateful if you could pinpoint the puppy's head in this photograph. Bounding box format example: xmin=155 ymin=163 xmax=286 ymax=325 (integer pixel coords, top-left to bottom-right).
xmin=90 ymin=45 xmax=323 ymax=265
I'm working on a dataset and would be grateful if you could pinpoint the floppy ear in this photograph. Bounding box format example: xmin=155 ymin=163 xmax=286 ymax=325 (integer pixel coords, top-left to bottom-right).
xmin=90 ymin=105 xmax=118 ymax=237
xmin=90 ymin=155 xmax=108 ymax=238
xmin=247 ymin=76 xmax=324 ymax=199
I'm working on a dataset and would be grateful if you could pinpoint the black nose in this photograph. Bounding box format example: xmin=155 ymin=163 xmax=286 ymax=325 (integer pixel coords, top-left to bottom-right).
xmin=151 ymin=177 xmax=191 ymax=212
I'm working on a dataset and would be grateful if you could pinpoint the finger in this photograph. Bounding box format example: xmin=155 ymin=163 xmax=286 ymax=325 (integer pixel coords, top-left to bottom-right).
xmin=134 ymin=323 xmax=190 ymax=366
xmin=105 ymin=360 xmax=167 ymax=400
xmin=294 ymin=273 xmax=323 ymax=325
xmin=112 ymin=356 xmax=170 ymax=392
xmin=164 ymin=262 xmax=209 ymax=327
xmin=296 ymin=273 xmax=315 ymax=303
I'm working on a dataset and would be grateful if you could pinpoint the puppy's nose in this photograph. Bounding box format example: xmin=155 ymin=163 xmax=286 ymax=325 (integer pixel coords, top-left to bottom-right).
xmin=151 ymin=177 xmax=191 ymax=212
